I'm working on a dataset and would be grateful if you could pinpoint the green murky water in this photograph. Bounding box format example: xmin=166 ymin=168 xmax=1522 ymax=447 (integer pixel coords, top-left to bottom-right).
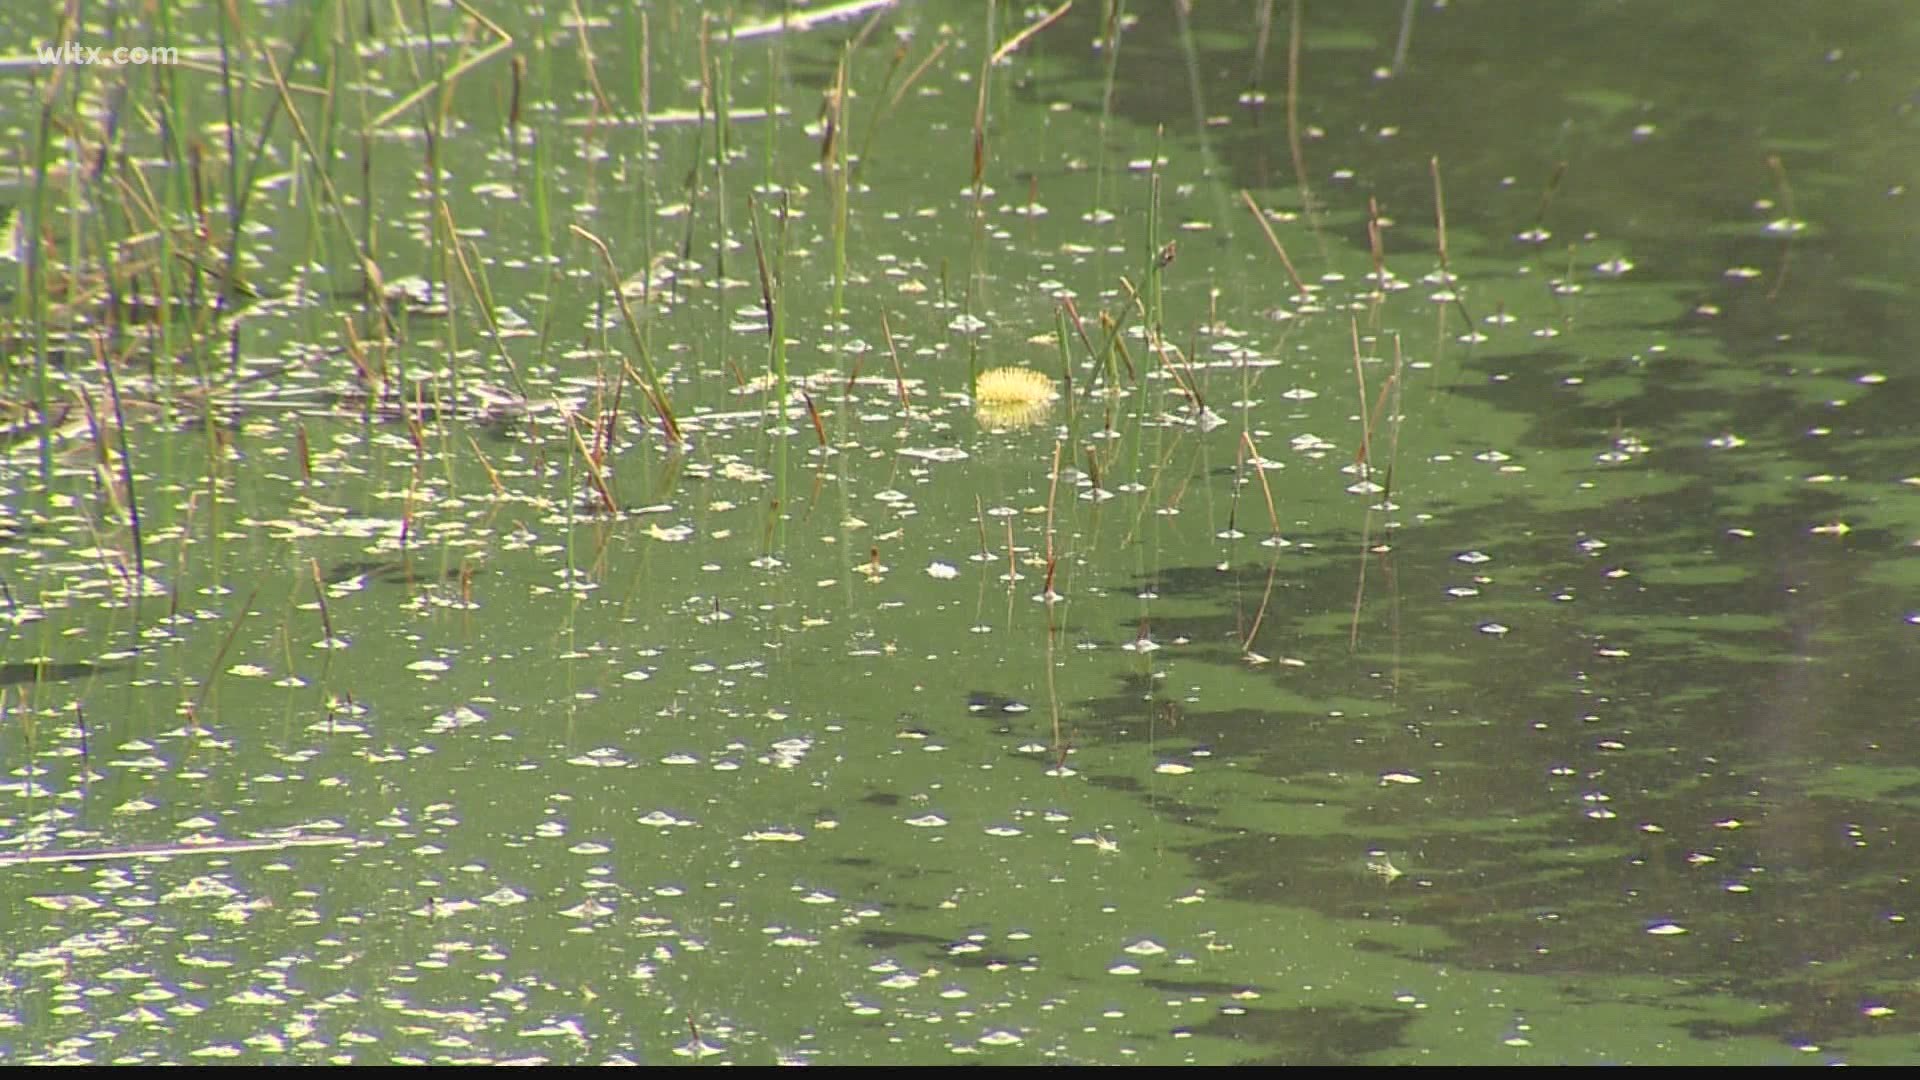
xmin=3 ymin=0 xmax=1918 ymax=1064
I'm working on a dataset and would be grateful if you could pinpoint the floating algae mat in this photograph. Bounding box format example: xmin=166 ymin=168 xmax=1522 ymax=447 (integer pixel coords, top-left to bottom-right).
xmin=3 ymin=0 xmax=1919 ymax=1065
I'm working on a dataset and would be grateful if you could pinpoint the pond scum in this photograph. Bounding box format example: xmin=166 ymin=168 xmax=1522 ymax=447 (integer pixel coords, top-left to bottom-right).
xmin=4 ymin=0 xmax=1914 ymax=1067
xmin=5 ymin=0 xmax=1415 ymax=655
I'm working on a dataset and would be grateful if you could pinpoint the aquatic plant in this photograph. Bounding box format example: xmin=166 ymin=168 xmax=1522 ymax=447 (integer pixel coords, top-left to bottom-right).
xmin=973 ymin=365 xmax=1057 ymax=431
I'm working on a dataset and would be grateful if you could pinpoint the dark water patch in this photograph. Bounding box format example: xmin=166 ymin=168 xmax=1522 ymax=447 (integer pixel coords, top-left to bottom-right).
xmin=0 ymin=660 xmax=110 ymax=687
xmin=321 ymin=558 xmax=465 ymax=587
xmin=1191 ymin=1004 xmax=1411 ymax=1066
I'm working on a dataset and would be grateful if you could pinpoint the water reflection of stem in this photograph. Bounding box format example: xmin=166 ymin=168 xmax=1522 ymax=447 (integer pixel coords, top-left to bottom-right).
xmin=881 ymin=309 xmax=910 ymax=411
xmin=1144 ymin=148 xmax=1163 ymax=330
xmin=761 ymin=7 xmax=780 ymax=191
xmin=1045 ymin=594 xmax=1064 ymax=754
xmin=825 ymin=47 xmax=849 ymax=358
xmin=1239 ymin=431 xmax=1282 ymax=538
xmin=1043 ymin=439 xmax=1062 ymax=601
xmin=569 ymin=418 xmax=618 ymax=514
xmin=1093 ymin=0 xmax=1124 ymax=222
xmin=73 ymin=702 xmax=89 ymax=788
xmin=1765 ymin=153 xmax=1796 ymax=300
xmin=309 ymin=559 xmax=335 ymax=647
xmin=1173 ymin=2 xmax=1236 ymax=241
xmin=1366 ymin=195 xmax=1387 ymax=315
xmin=1384 ymin=333 xmax=1405 ymax=531
xmin=1121 ymin=426 xmax=1196 ymax=549
xmin=191 ymin=586 xmax=259 ymax=724
xmin=853 ymin=39 xmax=908 ymax=179
xmin=1103 ymin=311 xmax=1138 ymax=385
xmin=564 ymin=0 xmax=621 ymax=123
xmin=18 ymin=690 xmax=35 ymax=817
xmin=975 ymin=495 xmax=990 ymax=564
xmin=402 ymin=468 xmax=419 ymax=587
xmin=1286 ymin=0 xmax=1325 ymax=253
xmin=1349 ymin=317 xmax=1373 ymax=482
xmin=966 ymin=1 xmax=997 ymax=387
xmin=1533 ymin=160 xmax=1568 ymax=233
xmin=1119 ymin=274 xmax=1203 ymax=415
xmin=854 ymin=37 xmax=952 ymax=182
xmin=827 ymin=45 xmax=856 ymax=468
xmin=1391 ymin=0 xmax=1419 ymax=75
xmin=171 ymin=494 xmax=199 ymax=624
xmin=1241 ymin=552 xmax=1282 ymax=657
xmin=1429 ymin=156 xmax=1477 ymax=333
xmin=1248 ymin=0 xmax=1275 ymax=99
xmin=1237 ymin=189 xmax=1308 ymax=298
xmin=464 ymin=435 xmax=504 ymax=496
xmin=22 ymin=1 xmax=68 ymax=489
xmin=91 ymin=335 xmax=145 ymax=587
xmin=708 ymin=15 xmax=732 ymax=285
xmin=308 ymin=559 xmax=337 ymax=704
xmin=1052 ymin=303 xmax=1076 ymax=429
xmin=746 ymin=192 xmax=778 ymax=388
xmin=1004 ymin=534 xmax=1019 ymax=630
xmin=1348 ymin=318 xmax=1375 ymax=651
xmin=1004 ymin=519 xmax=1018 ymax=593
xmin=635 ymin=11 xmax=652 ymax=304
xmin=507 ymin=53 xmax=524 ymax=153
xmin=1385 ymin=337 xmax=1406 ymax=693
xmin=1349 ymin=334 xmax=1405 ymax=659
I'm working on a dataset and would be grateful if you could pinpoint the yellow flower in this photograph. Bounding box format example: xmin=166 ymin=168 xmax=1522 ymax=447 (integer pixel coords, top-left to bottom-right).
xmin=974 ymin=366 xmax=1056 ymax=407
xmin=973 ymin=366 xmax=1057 ymax=432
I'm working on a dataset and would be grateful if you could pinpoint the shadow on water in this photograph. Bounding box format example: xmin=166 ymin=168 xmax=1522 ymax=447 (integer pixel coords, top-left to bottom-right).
xmin=0 ymin=660 xmax=110 ymax=687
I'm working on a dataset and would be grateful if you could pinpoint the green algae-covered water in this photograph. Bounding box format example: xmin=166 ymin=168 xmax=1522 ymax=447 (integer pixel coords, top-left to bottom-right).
xmin=3 ymin=0 xmax=1918 ymax=1064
